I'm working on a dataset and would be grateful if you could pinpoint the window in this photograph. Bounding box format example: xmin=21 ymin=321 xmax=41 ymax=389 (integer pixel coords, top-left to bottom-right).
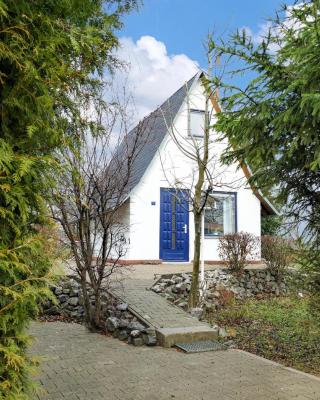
xmin=204 ymin=192 xmax=236 ymax=236
xmin=189 ymin=109 xmax=206 ymax=137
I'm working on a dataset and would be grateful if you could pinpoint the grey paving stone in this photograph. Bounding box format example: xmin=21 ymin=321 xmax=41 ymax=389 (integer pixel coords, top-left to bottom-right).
xmin=111 ymin=278 xmax=219 ymax=345
xmin=29 ymin=322 xmax=320 ymax=400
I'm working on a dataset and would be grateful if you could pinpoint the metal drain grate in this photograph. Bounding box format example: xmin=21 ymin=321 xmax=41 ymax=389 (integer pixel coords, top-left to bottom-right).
xmin=175 ymin=340 xmax=226 ymax=353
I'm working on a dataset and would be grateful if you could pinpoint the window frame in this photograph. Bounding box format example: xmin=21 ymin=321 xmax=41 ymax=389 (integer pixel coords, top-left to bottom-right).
xmin=189 ymin=109 xmax=208 ymax=138
xmin=204 ymin=191 xmax=238 ymax=238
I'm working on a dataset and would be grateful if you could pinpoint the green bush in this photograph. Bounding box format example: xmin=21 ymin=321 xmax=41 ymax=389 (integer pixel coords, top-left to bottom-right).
xmin=296 ymin=246 xmax=320 ymax=317
xmin=218 ymin=232 xmax=258 ymax=274
xmin=0 ymin=234 xmax=54 ymax=399
xmin=0 ymin=0 xmax=137 ymax=397
xmin=261 ymin=235 xmax=294 ymax=279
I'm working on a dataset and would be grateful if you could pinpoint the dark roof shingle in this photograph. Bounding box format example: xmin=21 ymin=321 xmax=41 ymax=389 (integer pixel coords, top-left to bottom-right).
xmin=119 ymin=73 xmax=199 ymax=194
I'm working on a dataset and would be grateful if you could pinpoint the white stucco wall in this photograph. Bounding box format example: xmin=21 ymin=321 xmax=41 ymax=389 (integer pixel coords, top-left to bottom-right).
xmin=95 ymin=199 xmax=131 ymax=260
xmin=125 ymin=78 xmax=262 ymax=262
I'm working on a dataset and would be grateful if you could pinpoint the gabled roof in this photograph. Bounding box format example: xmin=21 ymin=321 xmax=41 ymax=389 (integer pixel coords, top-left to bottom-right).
xmin=121 ymin=72 xmax=199 ymax=194
xmin=119 ymin=71 xmax=278 ymax=216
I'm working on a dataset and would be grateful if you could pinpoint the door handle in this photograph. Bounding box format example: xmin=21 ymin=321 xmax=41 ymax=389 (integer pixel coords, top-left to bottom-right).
xmin=184 ymin=224 xmax=188 ymax=234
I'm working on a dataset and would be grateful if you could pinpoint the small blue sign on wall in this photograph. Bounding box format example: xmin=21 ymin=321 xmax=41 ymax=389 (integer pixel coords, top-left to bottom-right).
xmin=151 ymin=201 xmax=156 ymax=206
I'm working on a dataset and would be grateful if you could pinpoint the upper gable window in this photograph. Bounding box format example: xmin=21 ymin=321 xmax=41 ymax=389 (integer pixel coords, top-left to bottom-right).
xmin=189 ymin=109 xmax=206 ymax=138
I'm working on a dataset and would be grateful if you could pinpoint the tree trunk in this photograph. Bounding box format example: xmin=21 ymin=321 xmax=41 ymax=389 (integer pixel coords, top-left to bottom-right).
xmin=80 ymin=274 xmax=94 ymax=331
xmin=188 ymin=165 xmax=205 ymax=309
xmin=189 ymin=211 xmax=201 ymax=308
xmin=80 ymin=278 xmax=103 ymax=331
xmin=93 ymin=289 xmax=102 ymax=329
xmin=187 ymin=75 xmax=211 ymax=308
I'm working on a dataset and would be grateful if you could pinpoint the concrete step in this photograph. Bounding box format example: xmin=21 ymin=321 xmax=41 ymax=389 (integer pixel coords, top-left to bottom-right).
xmin=156 ymin=325 xmax=219 ymax=348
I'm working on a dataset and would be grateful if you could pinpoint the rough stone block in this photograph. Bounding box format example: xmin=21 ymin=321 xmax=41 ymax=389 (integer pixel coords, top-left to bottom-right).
xmin=118 ymin=330 xmax=128 ymax=341
xmin=132 ymin=337 xmax=143 ymax=346
xmin=119 ymin=318 xmax=129 ymax=329
xmin=68 ymin=297 xmax=79 ymax=306
xmin=130 ymin=329 xmax=141 ymax=338
xmin=117 ymin=303 xmax=128 ymax=311
xmin=55 ymin=287 xmax=63 ymax=295
xmin=142 ymin=334 xmax=157 ymax=346
xmin=106 ymin=317 xmax=119 ymax=332
xmin=143 ymin=327 xmax=155 ymax=334
xmin=190 ymin=307 xmax=203 ymax=319
xmin=127 ymin=321 xmax=145 ymax=332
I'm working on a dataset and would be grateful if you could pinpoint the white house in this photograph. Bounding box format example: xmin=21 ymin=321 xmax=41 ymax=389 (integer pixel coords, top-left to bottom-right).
xmin=115 ymin=72 xmax=277 ymax=264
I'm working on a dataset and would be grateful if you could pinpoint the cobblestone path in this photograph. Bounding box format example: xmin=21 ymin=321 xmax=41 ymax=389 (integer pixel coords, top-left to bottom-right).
xmin=112 ymin=278 xmax=206 ymax=329
xmin=30 ymin=321 xmax=320 ymax=400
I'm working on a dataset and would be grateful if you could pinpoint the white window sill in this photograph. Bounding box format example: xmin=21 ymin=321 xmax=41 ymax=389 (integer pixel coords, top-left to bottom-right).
xmin=204 ymin=235 xmax=222 ymax=239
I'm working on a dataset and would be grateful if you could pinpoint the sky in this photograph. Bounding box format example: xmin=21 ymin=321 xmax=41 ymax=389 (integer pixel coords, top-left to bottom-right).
xmin=113 ymin=0 xmax=295 ymax=121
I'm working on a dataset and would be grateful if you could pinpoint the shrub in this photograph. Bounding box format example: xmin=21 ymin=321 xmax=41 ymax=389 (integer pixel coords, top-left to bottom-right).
xmin=295 ymin=245 xmax=320 ymax=317
xmin=218 ymin=232 xmax=258 ymax=274
xmin=0 ymin=0 xmax=137 ymax=397
xmin=217 ymin=289 xmax=235 ymax=307
xmin=261 ymin=235 xmax=293 ymax=279
xmin=0 ymin=231 xmax=55 ymax=400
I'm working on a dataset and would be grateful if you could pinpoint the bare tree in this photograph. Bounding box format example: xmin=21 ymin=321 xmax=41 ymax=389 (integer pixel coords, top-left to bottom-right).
xmin=50 ymin=92 xmax=151 ymax=331
xmin=161 ymin=49 xmax=243 ymax=308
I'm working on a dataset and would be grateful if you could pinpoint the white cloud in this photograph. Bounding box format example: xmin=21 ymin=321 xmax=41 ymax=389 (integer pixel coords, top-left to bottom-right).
xmin=113 ymin=35 xmax=199 ymax=122
xmin=241 ymin=21 xmax=280 ymax=53
xmin=241 ymin=3 xmax=307 ymax=53
xmin=241 ymin=21 xmax=273 ymax=45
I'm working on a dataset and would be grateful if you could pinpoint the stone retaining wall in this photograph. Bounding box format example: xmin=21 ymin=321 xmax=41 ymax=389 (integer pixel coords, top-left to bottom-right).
xmin=43 ymin=277 xmax=157 ymax=346
xmin=152 ymin=269 xmax=289 ymax=311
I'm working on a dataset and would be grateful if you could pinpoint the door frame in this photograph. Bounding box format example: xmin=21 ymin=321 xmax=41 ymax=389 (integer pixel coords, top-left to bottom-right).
xmin=159 ymin=188 xmax=189 ymax=262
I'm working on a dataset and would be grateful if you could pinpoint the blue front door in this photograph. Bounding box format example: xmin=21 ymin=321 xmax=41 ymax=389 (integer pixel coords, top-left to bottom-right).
xmin=160 ymin=188 xmax=189 ymax=261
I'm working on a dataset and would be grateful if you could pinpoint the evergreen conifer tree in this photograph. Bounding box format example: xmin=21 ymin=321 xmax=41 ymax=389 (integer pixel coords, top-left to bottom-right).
xmin=210 ymin=0 xmax=320 ymax=278
xmin=0 ymin=1 xmax=137 ymax=397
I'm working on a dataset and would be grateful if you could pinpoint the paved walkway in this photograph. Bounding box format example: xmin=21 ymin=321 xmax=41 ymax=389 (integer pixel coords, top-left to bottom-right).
xmin=30 ymin=321 xmax=320 ymax=400
xmin=109 ymin=262 xmax=266 ymax=330
xmin=112 ymin=275 xmax=218 ymax=346
xmin=113 ymin=278 xmax=203 ymax=329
